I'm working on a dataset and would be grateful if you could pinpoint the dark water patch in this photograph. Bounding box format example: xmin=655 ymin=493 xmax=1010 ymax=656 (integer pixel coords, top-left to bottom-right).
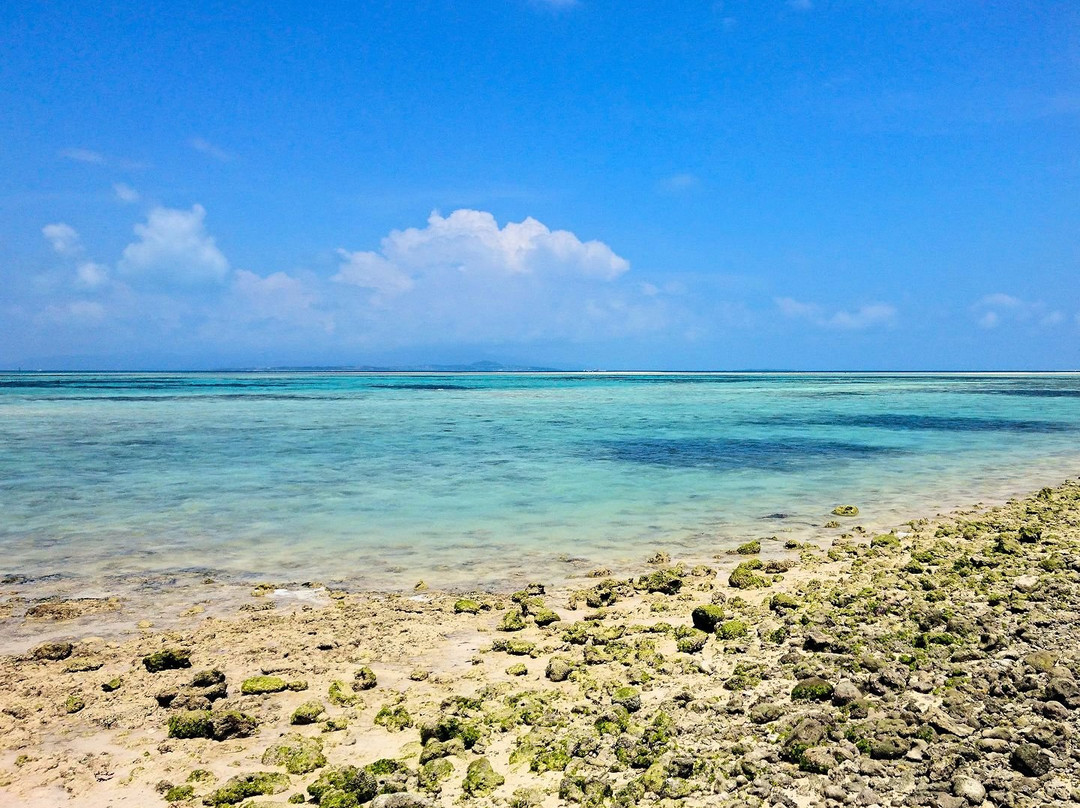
xmin=975 ymin=388 xmax=1080 ymax=398
xmin=369 ymin=384 xmax=474 ymax=391
xmin=591 ymin=437 xmax=898 ymax=471
xmin=750 ymin=413 xmax=1071 ymax=433
xmin=26 ymin=393 xmax=359 ymax=402
xmin=762 ymin=513 xmax=789 ymax=520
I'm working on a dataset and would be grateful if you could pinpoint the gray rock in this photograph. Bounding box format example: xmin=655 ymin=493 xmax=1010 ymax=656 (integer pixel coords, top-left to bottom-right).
xmin=832 ymin=679 xmax=861 ymax=706
xmin=1010 ymin=743 xmax=1050 ymax=777
xmin=952 ymin=775 xmax=986 ymax=805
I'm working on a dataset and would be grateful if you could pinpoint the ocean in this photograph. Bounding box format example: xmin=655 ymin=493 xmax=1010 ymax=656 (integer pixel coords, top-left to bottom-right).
xmin=2 ymin=372 xmax=1079 ymax=594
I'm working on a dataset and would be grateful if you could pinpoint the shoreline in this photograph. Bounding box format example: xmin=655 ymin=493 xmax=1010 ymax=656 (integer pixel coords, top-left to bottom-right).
xmin=2 ymin=478 xmax=1079 ymax=806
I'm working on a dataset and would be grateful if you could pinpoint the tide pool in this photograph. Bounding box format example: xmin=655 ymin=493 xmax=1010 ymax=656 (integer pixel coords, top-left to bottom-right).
xmin=1 ymin=372 xmax=1079 ymax=592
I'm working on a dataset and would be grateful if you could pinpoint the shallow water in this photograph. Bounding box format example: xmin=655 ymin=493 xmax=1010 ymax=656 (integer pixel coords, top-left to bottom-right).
xmin=2 ymin=372 xmax=1079 ymax=594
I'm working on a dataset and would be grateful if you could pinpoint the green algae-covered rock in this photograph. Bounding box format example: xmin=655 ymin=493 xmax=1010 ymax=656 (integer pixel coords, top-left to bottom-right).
xmin=505 ymin=662 xmax=528 ymax=676
xmin=307 ymin=766 xmax=378 ymax=805
xmin=206 ymin=772 xmax=291 ymax=806
xmin=636 ymin=568 xmax=683 ymax=595
xmin=354 ymin=666 xmax=377 ymax=690
xmin=718 ymin=619 xmax=749 ymax=640
xmin=418 ymin=758 xmax=454 ymax=792
xmin=462 ymin=757 xmax=504 ymax=797
xmin=167 ymin=710 xmax=258 ymax=741
xmin=533 ymin=608 xmax=561 ymax=627
xmin=497 ymin=610 xmax=526 ymax=632
xmin=262 ymin=734 xmax=327 ymax=774
xmin=736 ymin=539 xmax=761 ymax=555
xmin=492 ymin=638 xmax=536 ymax=656
xmin=192 ymin=669 xmax=225 ymax=687
xmin=328 ymin=680 xmax=360 ymax=706
xmin=420 ymin=716 xmax=481 ymax=749
xmin=675 ymin=628 xmax=708 ymax=653
xmin=871 ymin=533 xmax=900 ymax=549
xmin=791 ymin=676 xmax=834 ymax=702
xmin=691 ymin=604 xmax=725 ymax=633
xmin=420 ymin=737 xmax=465 ymax=764
xmin=595 ymin=705 xmax=631 ymax=735
xmin=143 ymin=648 xmax=191 ymax=673
xmin=453 ymin=598 xmax=483 ymax=614
xmin=728 ymin=559 xmax=769 ymax=589
xmin=769 ymin=593 xmax=800 ymax=613
xmin=241 ymin=675 xmax=289 ymax=695
xmin=31 ymin=641 xmax=73 ymax=661
xmin=291 ymin=700 xmax=326 ymax=725
xmin=374 ymin=703 xmax=412 ymax=731
xmin=101 ymin=677 xmax=123 ymax=692
xmin=64 ymin=694 xmax=85 ymax=714
xmin=164 ymin=783 xmax=195 ymax=801
xmin=611 ymin=686 xmax=641 ymax=713
xmin=64 ymin=657 xmax=103 ymax=673
xmin=545 ymin=656 xmax=573 ymax=682
xmin=831 ymin=505 xmax=859 ymax=516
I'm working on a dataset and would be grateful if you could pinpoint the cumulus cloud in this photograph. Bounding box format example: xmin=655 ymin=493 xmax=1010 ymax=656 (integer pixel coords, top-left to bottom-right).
xmin=324 ymin=209 xmax=665 ymax=346
xmin=363 ymin=208 xmax=630 ymax=282
xmin=973 ymin=293 xmax=1062 ymax=328
xmin=42 ymin=223 xmax=82 ymax=256
xmin=113 ymin=183 xmax=140 ymax=203
xmin=776 ymin=297 xmax=896 ymax=329
xmin=118 ymin=205 xmax=230 ymax=285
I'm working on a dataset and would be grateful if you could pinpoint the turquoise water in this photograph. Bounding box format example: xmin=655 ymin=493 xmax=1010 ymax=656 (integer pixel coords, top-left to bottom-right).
xmin=2 ymin=372 xmax=1080 ymax=593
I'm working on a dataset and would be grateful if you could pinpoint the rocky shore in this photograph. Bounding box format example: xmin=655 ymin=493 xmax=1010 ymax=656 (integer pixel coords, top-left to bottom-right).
xmin=2 ymin=479 xmax=1080 ymax=807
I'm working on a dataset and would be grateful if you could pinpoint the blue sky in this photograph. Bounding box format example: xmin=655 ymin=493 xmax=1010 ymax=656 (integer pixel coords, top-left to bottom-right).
xmin=1 ymin=1 xmax=1077 ymax=369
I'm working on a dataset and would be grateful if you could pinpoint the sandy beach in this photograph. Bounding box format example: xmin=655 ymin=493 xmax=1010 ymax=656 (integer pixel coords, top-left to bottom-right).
xmin=1 ymin=480 xmax=1079 ymax=808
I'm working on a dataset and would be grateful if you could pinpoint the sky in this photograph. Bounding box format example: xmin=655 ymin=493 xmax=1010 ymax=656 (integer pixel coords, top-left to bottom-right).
xmin=1 ymin=1 xmax=1078 ymax=370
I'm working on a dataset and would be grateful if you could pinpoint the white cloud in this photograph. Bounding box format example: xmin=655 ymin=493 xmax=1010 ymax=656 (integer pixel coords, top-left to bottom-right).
xmin=973 ymin=293 xmax=1063 ymax=328
xmin=60 ymin=148 xmax=106 ymax=165
xmin=42 ymin=223 xmax=82 ymax=256
xmin=333 ymin=250 xmax=415 ymax=301
xmin=190 ymin=137 xmax=232 ymax=162
xmin=75 ymin=262 xmax=109 ymax=288
xmin=776 ymin=297 xmax=896 ymax=330
xmin=231 ymin=270 xmax=331 ymax=330
xmin=113 ymin=183 xmax=140 ymax=203
xmin=325 ymin=209 xmax=663 ymax=346
xmin=119 ymin=204 xmax=230 ymax=285
xmin=369 ymin=208 xmax=629 ymax=282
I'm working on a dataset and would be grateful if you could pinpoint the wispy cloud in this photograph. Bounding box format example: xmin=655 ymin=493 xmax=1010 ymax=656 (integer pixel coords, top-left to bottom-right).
xmin=113 ymin=183 xmax=140 ymax=203
xmin=972 ymin=293 xmax=1063 ymax=328
xmin=60 ymin=148 xmax=106 ymax=165
xmin=42 ymin=223 xmax=83 ymax=256
xmin=659 ymin=173 xmax=700 ymax=193
xmin=776 ymin=297 xmax=897 ymax=330
xmin=190 ymin=137 xmax=232 ymax=162
xmin=787 ymin=0 xmax=813 ymax=10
